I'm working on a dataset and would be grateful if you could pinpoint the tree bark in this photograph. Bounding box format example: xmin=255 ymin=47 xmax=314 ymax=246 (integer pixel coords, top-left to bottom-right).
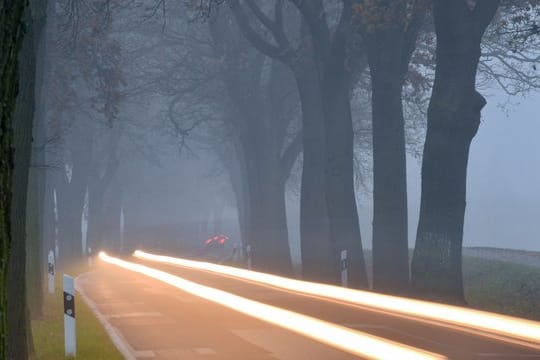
xmin=321 ymin=29 xmax=367 ymax=288
xmin=25 ymin=167 xmax=43 ymax=319
xmin=7 ymin=4 xmax=40 ymax=357
xmin=243 ymin=143 xmax=292 ymax=274
xmin=293 ymin=63 xmax=335 ymax=283
xmin=0 ymin=1 xmax=27 ymax=356
xmin=411 ymin=0 xmax=500 ymax=303
xmin=365 ymin=12 xmax=422 ymax=292
xmin=26 ymin=0 xmax=49 ymax=320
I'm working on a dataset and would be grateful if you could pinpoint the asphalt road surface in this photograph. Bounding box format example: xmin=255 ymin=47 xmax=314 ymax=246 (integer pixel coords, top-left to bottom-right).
xmin=76 ymin=256 xmax=540 ymax=360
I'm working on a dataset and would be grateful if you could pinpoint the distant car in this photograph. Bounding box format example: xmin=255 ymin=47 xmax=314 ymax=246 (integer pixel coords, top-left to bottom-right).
xmin=204 ymin=234 xmax=230 ymax=246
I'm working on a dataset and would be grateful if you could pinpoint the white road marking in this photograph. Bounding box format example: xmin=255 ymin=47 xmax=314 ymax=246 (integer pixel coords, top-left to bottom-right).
xmin=107 ymin=312 xmax=164 ymax=319
xmin=132 ymin=350 xmax=156 ymax=358
xmin=194 ymin=347 xmax=217 ymax=355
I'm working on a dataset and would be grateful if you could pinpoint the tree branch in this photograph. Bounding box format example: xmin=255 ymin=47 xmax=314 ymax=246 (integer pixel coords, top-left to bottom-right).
xmin=473 ymin=0 xmax=501 ymax=37
xmin=229 ymin=0 xmax=293 ymax=62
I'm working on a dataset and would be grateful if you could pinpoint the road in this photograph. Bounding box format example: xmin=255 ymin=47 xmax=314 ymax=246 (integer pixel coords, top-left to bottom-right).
xmin=76 ymin=254 xmax=540 ymax=359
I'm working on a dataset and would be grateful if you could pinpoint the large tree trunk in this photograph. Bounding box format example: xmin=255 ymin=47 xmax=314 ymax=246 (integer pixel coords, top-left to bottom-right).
xmin=8 ymin=5 xmax=40 ymax=357
xmin=411 ymin=0 xmax=499 ymax=303
xmin=245 ymin=174 xmax=291 ymax=274
xmin=26 ymin=0 xmax=50 ymax=320
xmin=293 ymin=64 xmax=335 ymax=283
xmin=366 ymin=28 xmax=412 ymax=294
xmin=0 ymin=2 xmax=27 ymax=356
xmin=322 ymin=32 xmax=368 ymax=288
xmin=25 ymin=167 xmax=43 ymax=319
xmin=242 ymin=117 xmax=293 ymax=274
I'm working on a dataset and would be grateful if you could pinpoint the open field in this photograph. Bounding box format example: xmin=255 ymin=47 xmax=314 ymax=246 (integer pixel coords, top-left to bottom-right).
xmin=464 ymin=255 xmax=540 ymax=321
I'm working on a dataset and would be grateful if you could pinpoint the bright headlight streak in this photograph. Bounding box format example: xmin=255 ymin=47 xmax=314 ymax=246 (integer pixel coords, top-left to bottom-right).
xmin=134 ymin=250 xmax=540 ymax=346
xmin=99 ymin=252 xmax=444 ymax=360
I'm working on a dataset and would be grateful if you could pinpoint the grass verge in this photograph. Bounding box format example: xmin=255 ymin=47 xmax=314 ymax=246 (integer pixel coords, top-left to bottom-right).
xmin=463 ymin=256 xmax=540 ymax=321
xmin=31 ymin=264 xmax=123 ymax=360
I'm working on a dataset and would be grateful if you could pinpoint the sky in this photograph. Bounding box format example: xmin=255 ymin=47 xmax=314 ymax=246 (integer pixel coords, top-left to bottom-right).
xmin=465 ymin=91 xmax=540 ymax=251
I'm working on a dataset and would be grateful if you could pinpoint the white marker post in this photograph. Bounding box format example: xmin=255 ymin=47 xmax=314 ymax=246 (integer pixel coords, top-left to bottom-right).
xmin=232 ymin=242 xmax=240 ymax=263
xmin=47 ymin=250 xmax=55 ymax=294
xmin=340 ymin=250 xmax=348 ymax=288
xmin=246 ymin=245 xmax=252 ymax=270
xmin=87 ymin=247 xmax=92 ymax=267
xmin=120 ymin=207 xmax=125 ymax=252
xmin=63 ymin=274 xmax=76 ymax=357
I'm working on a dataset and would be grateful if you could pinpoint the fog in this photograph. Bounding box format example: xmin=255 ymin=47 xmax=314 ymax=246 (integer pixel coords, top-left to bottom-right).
xmin=4 ymin=2 xmax=540 ymax=357
xmin=114 ymin=91 xmax=540 ymax=258
xmin=5 ymin=0 xmax=539 ymax=302
xmin=37 ymin=2 xmax=538 ymax=272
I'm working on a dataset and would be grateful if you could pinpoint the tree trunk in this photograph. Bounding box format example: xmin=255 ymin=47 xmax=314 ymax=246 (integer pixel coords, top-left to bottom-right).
xmin=293 ymin=64 xmax=335 ymax=283
xmin=411 ymin=0 xmax=499 ymax=303
xmin=246 ymin=177 xmax=291 ymax=274
xmin=41 ymin=174 xmax=56 ymax=269
xmin=87 ymin=184 xmax=105 ymax=251
xmin=0 ymin=1 xmax=27 ymax=356
xmin=226 ymin=141 xmax=250 ymax=251
xmin=242 ymin=119 xmax=293 ymax=274
xmin=366 ymin=28 xmax=411 ymax=293
xmin=25 ymin=167 xmax=43 ymax=319
xmin=57 ymin=178 xmax=86 ymax=262
xmin=321 ymin=31 xmax=368 ymax=288
xmin=8 ymin=5 xmax=39 ymax=357
xmin=26 ymin=0 xmax=49 ymax=320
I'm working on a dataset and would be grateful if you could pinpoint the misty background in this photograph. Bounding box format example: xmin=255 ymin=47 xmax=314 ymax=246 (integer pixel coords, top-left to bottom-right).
xmin=130 ymin=89 xmax=540 ymax=254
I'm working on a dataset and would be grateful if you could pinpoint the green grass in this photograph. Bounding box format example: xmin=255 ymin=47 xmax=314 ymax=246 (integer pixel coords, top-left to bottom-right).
xmin=364 ymin=250 xmax=540 ymax=320
xmin=31 ymin=265 xmax=123 ymax=360
xmin=463 ymin=256 xmax=540 ymax=321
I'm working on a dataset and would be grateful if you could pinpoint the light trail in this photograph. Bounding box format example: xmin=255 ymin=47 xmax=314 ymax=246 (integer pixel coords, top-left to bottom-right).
xmin=99 ymin=252 xmax=445 ymax=360
xmin=134 ymin=250 xmax=540 ymax=347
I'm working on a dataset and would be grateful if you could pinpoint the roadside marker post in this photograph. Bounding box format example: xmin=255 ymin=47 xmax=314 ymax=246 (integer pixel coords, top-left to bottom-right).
xmin=88 ymin=247 xmax=93 ymax=267
xmin=47 ymin=250 xmax=55 ymax=294
xmin=341 ymin=250 xmax=348 ymax=288
xmin=63 ymin=274 xmax=76 ymax=357
xmin=232 ymin=242 xmax=240 ymax=263
xmin=246 ymin=245 xmax=252 ymax=270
